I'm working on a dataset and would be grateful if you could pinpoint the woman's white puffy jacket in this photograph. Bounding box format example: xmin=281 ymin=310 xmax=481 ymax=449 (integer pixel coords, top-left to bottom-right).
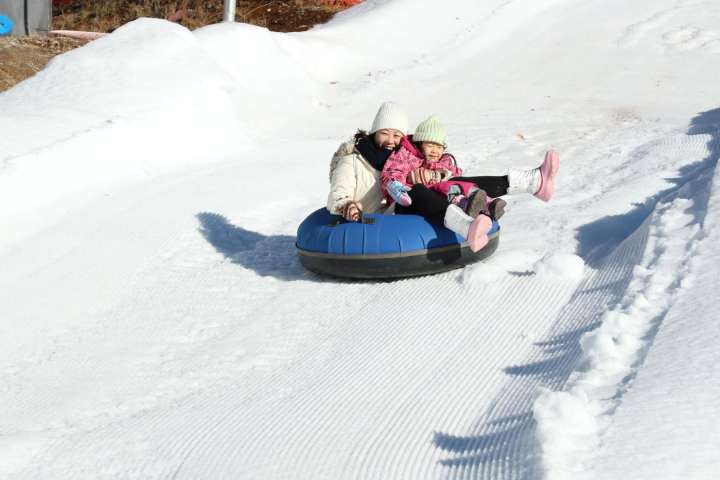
xmin=326 ymin=139 xmax=393 ymax=216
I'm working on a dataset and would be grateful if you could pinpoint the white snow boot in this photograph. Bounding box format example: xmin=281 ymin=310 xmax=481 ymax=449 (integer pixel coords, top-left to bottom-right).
xmin=507 ymin=166 xmax=541 ymax=195
xmin=444 ymin=204 xmax=492 ymax=252
xmin=507 ymin=150 xmax=560 ymax=202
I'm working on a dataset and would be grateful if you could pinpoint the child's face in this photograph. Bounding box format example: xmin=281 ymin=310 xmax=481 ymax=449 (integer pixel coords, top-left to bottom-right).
xmin=373 ymin=129 xmax=404 ymax=150
xmin=420 ymin=142 xmax=445 ymax=162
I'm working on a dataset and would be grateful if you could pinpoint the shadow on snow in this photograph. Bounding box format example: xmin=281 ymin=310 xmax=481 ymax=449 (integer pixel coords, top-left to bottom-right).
xmin=196 ymin=212 xmax=449 ymax=284
xmin=195 ymin=212 xmax=316 ymax=281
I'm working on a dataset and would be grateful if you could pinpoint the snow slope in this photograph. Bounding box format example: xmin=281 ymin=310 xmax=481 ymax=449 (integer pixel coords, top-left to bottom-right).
xmin=1 ymin=0 xmax=719 ymax=478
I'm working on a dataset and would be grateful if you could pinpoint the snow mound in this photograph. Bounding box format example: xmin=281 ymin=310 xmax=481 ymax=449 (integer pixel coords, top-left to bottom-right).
xmin=0 ymin=18 xmax=249 ymax=250
xmin=533 ymin=253 xmax=585 ymax=280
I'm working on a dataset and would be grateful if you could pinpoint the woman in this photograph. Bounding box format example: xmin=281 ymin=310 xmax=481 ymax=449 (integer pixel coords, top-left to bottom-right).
xmin=327 ymin=101 xmax=408 ymax=222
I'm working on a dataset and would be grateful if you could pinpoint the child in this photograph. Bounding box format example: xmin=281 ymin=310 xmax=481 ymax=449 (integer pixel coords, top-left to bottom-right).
xmin=380 ymin=116 xmax=497 ymax=252
xmin=381 ymin=116 xmax=559 ymax=252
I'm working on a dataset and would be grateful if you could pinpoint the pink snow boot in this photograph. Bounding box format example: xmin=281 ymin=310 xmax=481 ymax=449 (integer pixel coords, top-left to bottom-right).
xmin=467 ymin=214 xmax=493 ymax=252
xmin=534 ymin=150 xmax=560 ymax=202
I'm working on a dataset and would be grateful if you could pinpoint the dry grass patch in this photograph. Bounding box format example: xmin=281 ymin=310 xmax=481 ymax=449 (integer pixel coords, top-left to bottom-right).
xmin=0 ymin=36 xmax=84 ymax=91
xmin=51 ymin=0 xmax=349 ymax=33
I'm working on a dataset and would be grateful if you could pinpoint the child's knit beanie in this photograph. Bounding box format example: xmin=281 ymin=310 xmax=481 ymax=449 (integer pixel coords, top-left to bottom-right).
xmin=413 ymin=116 xmax=448 ymax=147
xmin=369 ymin=102 xmax=409 ymax=135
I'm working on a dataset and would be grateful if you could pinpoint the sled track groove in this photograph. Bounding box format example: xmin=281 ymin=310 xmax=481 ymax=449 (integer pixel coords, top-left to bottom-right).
xmin=24 ymin=253 xmax=632 ymax=479
xmin=131 ymin=270 xmax=581 ymax=479
xmin=25 ymin=268 xmax=581 ymax=479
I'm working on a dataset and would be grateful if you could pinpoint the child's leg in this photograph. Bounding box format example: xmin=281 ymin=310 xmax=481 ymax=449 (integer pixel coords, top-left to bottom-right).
xmin=506 ymin=150 xmax=560 ymax=201
xmin=451 ymin=176 xmax=510 ymax=197
xmin=395 ymin=184 xmax=449 ymax=225
xmin=444 ymin=204 xmax=492 ymax=252
xmin=396 ymin=185 xmax=492 ymax=251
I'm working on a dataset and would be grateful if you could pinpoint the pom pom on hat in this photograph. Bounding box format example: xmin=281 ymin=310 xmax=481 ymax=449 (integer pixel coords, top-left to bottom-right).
xmin=370 ymin=102 xmax=409 ymax=135
xmin=413 ymin=116 xmax=448 ymax=147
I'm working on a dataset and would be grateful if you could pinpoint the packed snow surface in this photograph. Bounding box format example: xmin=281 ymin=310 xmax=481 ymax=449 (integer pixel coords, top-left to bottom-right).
xmin=2 ymin=0 xmax=720 ymax=478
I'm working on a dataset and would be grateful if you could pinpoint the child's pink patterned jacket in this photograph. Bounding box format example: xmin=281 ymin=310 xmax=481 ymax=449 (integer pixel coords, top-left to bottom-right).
xmin=380 ymin=136 xmax=463 ymax=202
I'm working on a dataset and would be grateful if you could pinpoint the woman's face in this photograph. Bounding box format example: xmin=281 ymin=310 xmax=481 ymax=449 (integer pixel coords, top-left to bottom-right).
xmin=373 ymin=129 xmax=404 ymax=150
xmin=420 ymin=142 xmax=445 ymax=162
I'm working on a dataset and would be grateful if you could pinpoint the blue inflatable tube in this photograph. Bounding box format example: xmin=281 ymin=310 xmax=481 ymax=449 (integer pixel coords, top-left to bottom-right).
xmin=0 ymin=15 xmax=14 ymax=36
xmin=296 ymin=208 xmax=500 ymax=279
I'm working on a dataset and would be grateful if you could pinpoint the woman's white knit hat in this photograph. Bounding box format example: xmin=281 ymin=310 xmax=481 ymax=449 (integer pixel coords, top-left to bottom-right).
xmin=413 ymin=115 xmax=448 ymax=147
xmin=369 ymin=102 xmax=409 ymax=135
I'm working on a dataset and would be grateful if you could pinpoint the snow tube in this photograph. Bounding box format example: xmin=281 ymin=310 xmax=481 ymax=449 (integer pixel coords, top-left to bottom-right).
xmin=296 ymin=207 xmax=500 ymax=279
xmin=0 ymin=15 xmax=13 ymax=36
